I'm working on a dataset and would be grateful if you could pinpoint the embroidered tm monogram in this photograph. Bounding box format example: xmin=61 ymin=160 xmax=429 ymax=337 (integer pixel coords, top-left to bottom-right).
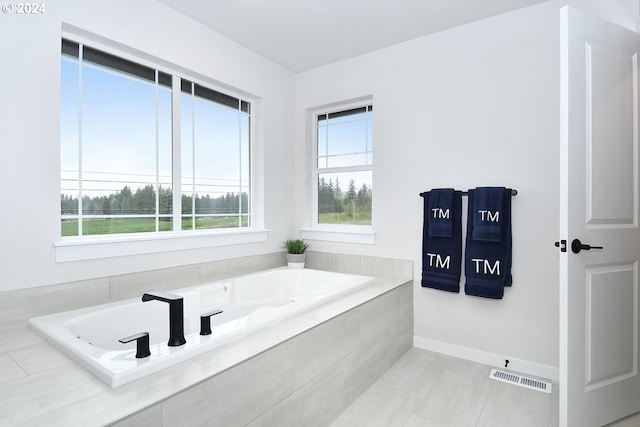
xmin=478 ymin=210 xmax=499 ymax=222
xmin=471 ymin=259 xmax=500 ymax=275
xmin=426 ymin=253 xmax=450 ymax=270
xmin=431 ymin=208 xmax=449 ymax=219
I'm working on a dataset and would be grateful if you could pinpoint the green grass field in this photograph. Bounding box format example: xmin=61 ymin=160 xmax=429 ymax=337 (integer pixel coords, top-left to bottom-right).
xmin=61 ymin=212 xmax=366 ymax=236
xmin=61 ymin=216 xmax=247 ymax=236
xmin=318 ymin=212 xmax=371 ymax=225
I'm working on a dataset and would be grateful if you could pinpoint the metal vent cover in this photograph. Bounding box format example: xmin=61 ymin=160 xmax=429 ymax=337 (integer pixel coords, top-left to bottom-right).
xmin=490 ymin=369 xmax=552 ymax=393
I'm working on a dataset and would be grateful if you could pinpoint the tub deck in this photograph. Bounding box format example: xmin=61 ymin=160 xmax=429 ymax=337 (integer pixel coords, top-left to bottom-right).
xmin=0 ymin=273 xmax=411 ymax=426
xmin=28 ymin=268 xmax=374 ymax=388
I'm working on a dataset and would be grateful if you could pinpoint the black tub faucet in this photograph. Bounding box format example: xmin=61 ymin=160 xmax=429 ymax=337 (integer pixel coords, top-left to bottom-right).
xmin=142 ymin=291 xmax=186 ymax=347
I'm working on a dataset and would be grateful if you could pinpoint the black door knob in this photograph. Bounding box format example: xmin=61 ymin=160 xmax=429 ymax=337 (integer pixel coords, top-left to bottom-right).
xmin=571 ymin=239 xmax=604 ymax=254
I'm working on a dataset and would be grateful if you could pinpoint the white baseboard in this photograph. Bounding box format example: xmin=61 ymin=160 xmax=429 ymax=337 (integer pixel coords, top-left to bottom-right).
xmin=413 ymin=336 xmax=559 ymax=382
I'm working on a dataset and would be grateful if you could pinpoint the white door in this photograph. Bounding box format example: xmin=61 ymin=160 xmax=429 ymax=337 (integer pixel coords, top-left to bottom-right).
xmin=560 ymin=6 xmax=640 ymax=427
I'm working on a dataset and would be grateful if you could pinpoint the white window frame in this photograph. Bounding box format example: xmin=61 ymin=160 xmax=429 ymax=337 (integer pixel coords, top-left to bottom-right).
xmin=55 ymin=27 xmax=267 ymax=262
xmin=301 ymin=98 xmax=375 ymax=245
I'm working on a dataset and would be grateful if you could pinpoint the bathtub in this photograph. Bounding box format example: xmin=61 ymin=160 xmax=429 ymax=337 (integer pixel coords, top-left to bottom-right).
xmin=28 ymin=267 xmax=374 ymax=388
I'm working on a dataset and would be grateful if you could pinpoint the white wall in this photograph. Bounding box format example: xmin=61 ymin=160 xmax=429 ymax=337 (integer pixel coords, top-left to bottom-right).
xmin=0 ymin=0 xmax=294 ymax=291
xmin=1 ymin=0 xmax=636 ymax=370
xmin=293 ymin=0 xmax=640 ymax=376
xmin=294 ymin=2 xmax=562 ymax=371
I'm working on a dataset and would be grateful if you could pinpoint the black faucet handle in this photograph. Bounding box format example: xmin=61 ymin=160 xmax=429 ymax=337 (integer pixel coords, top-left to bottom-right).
xmin=141 ymin=291 xmax=183 ymax=303
xmin=119 ymin=332 xmax=151 ymax=358
xmin=200 ymin=309 xmax=224 ymax=335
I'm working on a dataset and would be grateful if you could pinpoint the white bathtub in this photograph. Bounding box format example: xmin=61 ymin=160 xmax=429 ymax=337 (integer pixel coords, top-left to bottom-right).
xmin=28 ymin=267 xmax=374 ymax=388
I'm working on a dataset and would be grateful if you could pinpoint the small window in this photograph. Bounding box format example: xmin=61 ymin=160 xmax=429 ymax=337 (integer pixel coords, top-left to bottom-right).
xmin=315 ymin=105 xmax=373 ymax=226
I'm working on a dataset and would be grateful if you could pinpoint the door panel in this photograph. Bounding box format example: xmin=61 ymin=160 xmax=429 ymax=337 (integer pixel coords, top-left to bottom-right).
xmin=585 ymin=263 xmax=636 ymax=389
xmin=587 ymin=40 xmax=637 ymax=226
xmin=561 ymin=6 xmax=640 ymax=427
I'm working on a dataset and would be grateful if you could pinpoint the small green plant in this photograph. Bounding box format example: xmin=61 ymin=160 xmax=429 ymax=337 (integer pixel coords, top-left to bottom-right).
xmin=283 ymin=239 xmax=309 ymax=254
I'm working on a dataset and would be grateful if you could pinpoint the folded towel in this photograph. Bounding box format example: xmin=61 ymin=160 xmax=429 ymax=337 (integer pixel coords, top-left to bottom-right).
xmin=464 ymin=188 xmax=513 ymax=299
xmin=428 ymin=188 xmax=455 ymax=237
xmin=472 ymin=187 xmax=505 ymax=242
xmin=421 ymin=190 xmax=463 ymax=293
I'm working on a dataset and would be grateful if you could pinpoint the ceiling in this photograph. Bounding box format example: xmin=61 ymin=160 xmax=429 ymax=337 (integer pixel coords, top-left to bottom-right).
xmin=157 ymin=0 xmax=549 ymax=73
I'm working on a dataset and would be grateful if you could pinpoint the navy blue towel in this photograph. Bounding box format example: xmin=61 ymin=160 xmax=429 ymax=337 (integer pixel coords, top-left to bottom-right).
xmin=471 ymin=187 xmax=505 ymax=242
xmin=428 ymin=188 xmax=454 ymax=237
xmin=464 ymin=188 xmax=513 ymax=299
xmin=421 ymin=190 xmax=463 ymax=293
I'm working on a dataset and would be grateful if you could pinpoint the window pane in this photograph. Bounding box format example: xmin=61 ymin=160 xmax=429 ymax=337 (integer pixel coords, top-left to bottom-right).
xmin=240 ymin=114 xmax=251 ymax=225
xmin=327 ymin=153 xmax=367 ymax=168
xmin=315 ymin=104 xmax=372 ymax=226
xmin=60 ymin=46 xmax=173 ymax=236
xmin=193 ymin=98 xmax=239 ymax=215
xmin=158 ymin=88 xmax=173 ymax=215
xmin=327 ymin=119 xmax=368 ymax=158
xmin=181 ymin=94 xmax=194 ymax=223
xmin=61 ymin=58 xmax=79 ymax=235
xmin=82 ymin=217 xmax=158 ymax=235
xmin=181 ymin=89 xmax=251 ymax=231
xmin=318 ymin=171 xmax=372 ymax=225
xmin=317 ymin=125 xmax=327 ymax=159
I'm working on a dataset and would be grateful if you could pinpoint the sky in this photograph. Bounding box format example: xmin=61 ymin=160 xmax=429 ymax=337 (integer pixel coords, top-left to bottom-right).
xmin=60 ymin=57 xmax=249 ymax=201
xmin=317 ymin=110 xmax=373 ymax=192
xmin=60 ymin=55 xmax=371 ymax=208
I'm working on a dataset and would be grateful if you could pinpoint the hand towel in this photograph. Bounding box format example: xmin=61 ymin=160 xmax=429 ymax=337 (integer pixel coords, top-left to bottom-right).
xmin=421 ymin=190 xmax=463 ymax=293
xmin=428 ymin=188 xmax=455 ymax=237
xmin=471 ymin=187 xmax=505 ymax=242
xmin=464 ymin=187 xmax=513 ymax=299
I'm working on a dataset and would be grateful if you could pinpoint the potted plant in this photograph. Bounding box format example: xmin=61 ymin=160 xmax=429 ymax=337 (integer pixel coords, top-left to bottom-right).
xmin=283 ymin=239 xmax=309 ymax=268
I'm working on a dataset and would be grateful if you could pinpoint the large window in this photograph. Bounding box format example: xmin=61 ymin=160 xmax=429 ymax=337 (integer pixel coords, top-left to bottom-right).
xmin=315 ymin=105 xmax=373 ymax=226
xmin=60 ymin=39 xmax=252 ymax=237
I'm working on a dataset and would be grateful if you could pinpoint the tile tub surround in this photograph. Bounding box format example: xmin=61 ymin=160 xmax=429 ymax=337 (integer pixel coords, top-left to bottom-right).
xmin=0 ymin=253 xmax=412 ymax=426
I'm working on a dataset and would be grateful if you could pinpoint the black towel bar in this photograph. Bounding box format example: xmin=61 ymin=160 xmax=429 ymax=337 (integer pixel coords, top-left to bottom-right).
xmin=419 ymin=189 xmax=518 ymax=197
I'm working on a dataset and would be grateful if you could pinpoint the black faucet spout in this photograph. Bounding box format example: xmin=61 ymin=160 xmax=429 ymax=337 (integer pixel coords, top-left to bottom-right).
xmin=142 ymin=291 xmax=186 ymax=347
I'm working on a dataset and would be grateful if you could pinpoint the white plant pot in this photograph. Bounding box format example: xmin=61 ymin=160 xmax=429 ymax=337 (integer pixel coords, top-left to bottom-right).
xmin=286 ymin=253 xmax=306 ymax=269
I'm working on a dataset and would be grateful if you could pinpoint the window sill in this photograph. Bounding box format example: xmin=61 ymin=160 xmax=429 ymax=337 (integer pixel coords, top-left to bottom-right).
xmin=300 ymin=227 xmax=375 ymax=245
xmin=54 ymin=229 xmax=270 ymax=262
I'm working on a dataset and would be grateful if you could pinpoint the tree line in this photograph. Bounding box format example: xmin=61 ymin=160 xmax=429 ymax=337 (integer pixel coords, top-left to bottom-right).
xmin=61 ymin=185 xmax=248 ymax=216
xmin=318 ymin=178 xmax=372 ymax=216
xmin=60 ymin=179 xmax=370 ymax=218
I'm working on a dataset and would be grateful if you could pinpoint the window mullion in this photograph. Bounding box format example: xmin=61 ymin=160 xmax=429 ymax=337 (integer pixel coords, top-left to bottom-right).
xmin=319 ymin=165 xmax=372 ymax=174
xmin=155 ymin=72 xmax=160 ymax=232
xmin=171 ymin=75 xmax=181 ymax=232
xmin=237 ymin=107 xmax=242 ymax=228
xmin=190 ymin=88 xmax=196 ymax=230
xmin=77 ymin=47 xmax=84 ymax=236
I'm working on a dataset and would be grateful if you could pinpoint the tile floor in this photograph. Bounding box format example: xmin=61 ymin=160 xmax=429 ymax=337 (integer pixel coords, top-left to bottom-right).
xmin=608 ymin=414 xmax=640 ymax=427
xmin=330 ymin=348 xmax=640 ymax=427
xmin=329 ymin=347 xmax=557 ymax=427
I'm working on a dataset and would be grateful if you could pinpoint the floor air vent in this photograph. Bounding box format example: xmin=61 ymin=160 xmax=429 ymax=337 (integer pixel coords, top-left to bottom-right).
xmin=490 ymin=369 xmax=552 ymax=393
